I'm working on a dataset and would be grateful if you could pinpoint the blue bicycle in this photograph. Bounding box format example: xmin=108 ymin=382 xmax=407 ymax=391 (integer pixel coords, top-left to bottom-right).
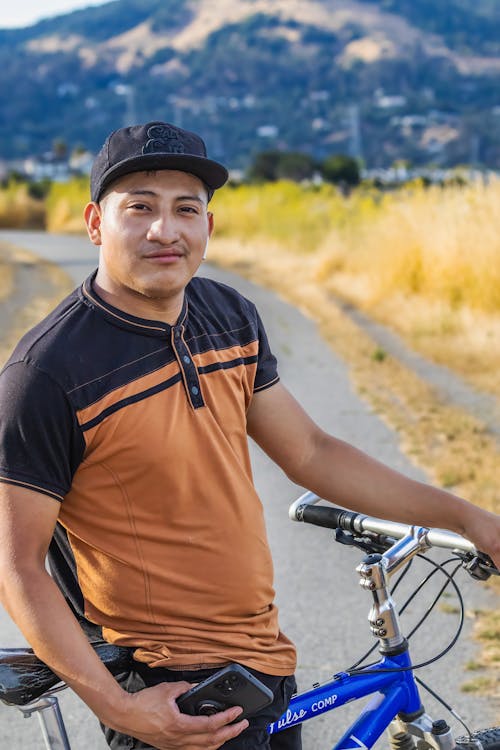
xmin=270 ymin=492 xmax=500 ymax=750
xmin=1 ymin=491 xmax=499 ymax=750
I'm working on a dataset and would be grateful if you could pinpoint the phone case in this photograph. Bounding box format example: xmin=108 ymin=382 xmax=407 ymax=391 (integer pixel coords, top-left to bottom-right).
xmin=176 ymin=663 xmax=274 ymax=721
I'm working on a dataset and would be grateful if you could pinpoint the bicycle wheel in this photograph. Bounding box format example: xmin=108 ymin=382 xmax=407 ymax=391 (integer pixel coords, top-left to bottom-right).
xmin=456 ymin=728 xmax=500 ymax=750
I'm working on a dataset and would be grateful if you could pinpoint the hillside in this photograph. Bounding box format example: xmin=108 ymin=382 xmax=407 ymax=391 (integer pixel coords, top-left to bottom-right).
xmin=1 ymin=0 xmax=500 ymax=170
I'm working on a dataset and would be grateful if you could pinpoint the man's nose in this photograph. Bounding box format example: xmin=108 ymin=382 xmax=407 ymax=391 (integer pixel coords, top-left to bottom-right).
xmin=146 ymin=214 xmax=180 ymax=243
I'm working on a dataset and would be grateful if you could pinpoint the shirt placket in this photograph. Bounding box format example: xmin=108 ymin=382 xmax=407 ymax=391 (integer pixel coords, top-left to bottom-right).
xmin=171 ymin=324 xmax=204 ymax=409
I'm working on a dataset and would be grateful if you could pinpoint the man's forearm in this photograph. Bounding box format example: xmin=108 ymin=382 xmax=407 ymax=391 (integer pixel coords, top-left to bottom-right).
xmin=288 ymin=432 xmax=483 ymax=536
xmin=0 ymin=562 xmax=250 ymax=748
xmin=0 ymin=563 xmax=128 ymax=727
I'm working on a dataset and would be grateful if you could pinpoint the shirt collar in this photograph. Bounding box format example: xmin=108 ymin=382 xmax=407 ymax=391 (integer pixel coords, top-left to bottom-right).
xmin=79 ymin=271 xmax=188 ymax=337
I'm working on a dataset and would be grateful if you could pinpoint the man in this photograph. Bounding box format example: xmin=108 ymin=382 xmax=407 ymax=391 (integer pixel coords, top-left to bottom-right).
xmin=0 ymin=121 xmax=499 ymax=750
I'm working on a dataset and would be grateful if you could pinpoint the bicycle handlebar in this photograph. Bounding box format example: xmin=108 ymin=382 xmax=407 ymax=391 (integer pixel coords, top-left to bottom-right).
xmin=289 ymin=491 xmax=478 ymax=554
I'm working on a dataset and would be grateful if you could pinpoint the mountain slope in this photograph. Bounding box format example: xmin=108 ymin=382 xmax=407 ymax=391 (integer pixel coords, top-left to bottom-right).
xmin=1 ymin=0 xmax=499 ymax=170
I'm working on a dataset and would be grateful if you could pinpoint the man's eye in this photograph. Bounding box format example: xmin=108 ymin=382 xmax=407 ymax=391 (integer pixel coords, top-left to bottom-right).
xmin=179 ymin=206 xmax=199 ymax=214
xmin=129 ymin=203 xmax=149 ymax=211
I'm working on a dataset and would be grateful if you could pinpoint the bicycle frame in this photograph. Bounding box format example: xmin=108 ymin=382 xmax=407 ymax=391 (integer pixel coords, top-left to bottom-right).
xmin=270 ymin=649 xmax=423 ymax=748
xmin=17 ymin=650 xmax=425 ymax=750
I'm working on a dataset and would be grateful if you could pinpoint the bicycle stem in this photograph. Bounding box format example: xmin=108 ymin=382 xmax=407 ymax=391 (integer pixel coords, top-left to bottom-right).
xmin=357 ymin=527 xmax=431 ymax=651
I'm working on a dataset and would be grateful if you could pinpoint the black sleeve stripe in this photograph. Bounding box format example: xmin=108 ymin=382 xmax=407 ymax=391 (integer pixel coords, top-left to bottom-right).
xmin=0 ymin=476 xmax=64 ymax=502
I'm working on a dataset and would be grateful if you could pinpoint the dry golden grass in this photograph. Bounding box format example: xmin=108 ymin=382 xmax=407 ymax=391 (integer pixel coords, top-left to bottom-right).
xmin=309 ymin=179 xmax=500 ymax=398
xmin=462 ymin=610 xmax=500 ymax=696
xmin=0 ymin=183 xmax=45 ymax=230
xmin=45 ymin=177 xmax=89 ymax=233
xmin=315 ymin=180 xmax=500 ymax=312
xmin=213 ymin=180 xmax=500 ymax=402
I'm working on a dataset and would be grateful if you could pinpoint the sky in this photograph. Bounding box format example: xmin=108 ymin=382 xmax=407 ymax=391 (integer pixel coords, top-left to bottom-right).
xmin=1 ymin=0 xmax=108 ymax=28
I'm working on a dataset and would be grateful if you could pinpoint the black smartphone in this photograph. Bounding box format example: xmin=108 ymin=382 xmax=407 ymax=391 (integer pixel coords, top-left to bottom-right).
xmin=176 ymin=663 xmax=274 ymax=721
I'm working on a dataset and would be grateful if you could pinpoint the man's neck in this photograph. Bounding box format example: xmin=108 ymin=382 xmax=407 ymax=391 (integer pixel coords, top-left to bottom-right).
xmin=93 ymin=276 xmax=185 ymax=326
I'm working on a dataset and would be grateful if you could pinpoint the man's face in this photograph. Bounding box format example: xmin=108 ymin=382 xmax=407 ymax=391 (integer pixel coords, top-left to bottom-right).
xmin=85 ymin=169 xmax=213 ymax=315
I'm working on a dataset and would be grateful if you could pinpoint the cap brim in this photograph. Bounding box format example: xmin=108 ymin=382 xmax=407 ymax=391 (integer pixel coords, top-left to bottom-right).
xmin=94 ymin=153 xmax=228 ymax=202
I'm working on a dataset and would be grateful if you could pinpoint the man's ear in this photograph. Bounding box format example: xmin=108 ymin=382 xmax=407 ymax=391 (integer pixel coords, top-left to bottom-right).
xmin=84 ymin=202 xmax=102 ymax=246
xmin=207 ymin=211 xmax=214 ymax=238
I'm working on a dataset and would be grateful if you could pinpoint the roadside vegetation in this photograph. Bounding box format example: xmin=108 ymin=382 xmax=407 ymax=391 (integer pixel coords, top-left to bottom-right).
xmin=210 ymin=178 xmax=500 ymax=399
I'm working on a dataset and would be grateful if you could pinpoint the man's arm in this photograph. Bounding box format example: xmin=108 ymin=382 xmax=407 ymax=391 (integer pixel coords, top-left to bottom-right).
xmin=0 ymin=484 xmax=248 ymax=750
xmin=246 ymin=383 xmax=500 ymax=568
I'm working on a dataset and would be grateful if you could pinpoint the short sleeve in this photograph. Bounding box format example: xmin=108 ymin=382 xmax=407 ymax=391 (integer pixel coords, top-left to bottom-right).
xmin=0 ymin=361 xmax=85 ymax=501
xmin=253 ymin=310 xmax=280 ymax=393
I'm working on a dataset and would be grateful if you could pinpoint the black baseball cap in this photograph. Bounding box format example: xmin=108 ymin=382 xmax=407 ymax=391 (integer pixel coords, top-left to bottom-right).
xmin=90 ymin=121 xmax=228 ymax=202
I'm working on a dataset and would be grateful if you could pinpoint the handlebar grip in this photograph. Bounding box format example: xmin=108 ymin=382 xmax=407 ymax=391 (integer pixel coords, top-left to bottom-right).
xmin=297 ymin=504 xmax=359 ymax=530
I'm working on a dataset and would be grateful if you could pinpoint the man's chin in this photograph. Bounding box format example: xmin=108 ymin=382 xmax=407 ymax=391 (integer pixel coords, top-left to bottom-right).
xmin=131 ymin=279 xmax=185 ymax=303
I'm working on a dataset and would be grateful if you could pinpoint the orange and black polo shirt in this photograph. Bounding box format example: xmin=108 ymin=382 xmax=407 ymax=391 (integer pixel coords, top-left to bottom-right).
xmin=0 ymin=273 xmax=296 ymax=676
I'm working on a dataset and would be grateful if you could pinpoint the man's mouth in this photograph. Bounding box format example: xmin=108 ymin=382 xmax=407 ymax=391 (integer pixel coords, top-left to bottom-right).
xmin=144 ymin=248 xmax=184 ymax=262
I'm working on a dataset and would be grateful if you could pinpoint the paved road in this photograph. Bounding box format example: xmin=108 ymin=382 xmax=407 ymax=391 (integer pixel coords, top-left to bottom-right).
xmin=0 ymin=230 xmax=497 ymax=749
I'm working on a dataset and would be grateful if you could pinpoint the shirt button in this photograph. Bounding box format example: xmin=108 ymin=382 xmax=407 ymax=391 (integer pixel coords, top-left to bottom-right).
xmin=183 ymin=355 xmax=190 ymax=364
xmin=191 ymin=386 xmax=199 ymax=396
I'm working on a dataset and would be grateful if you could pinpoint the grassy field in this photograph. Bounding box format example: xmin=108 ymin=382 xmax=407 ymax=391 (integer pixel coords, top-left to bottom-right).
xmin=0 ymin=181 xmax=45 ymax=230
xmin=209 ymin=179 xmax=500 ymax=398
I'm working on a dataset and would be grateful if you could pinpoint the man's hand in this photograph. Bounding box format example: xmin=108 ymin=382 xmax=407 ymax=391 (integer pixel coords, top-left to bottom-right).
xmin=461 ymin=506 xmax=500 ymax=572
xmin=109 ymin=680 xmax=249 ymax=750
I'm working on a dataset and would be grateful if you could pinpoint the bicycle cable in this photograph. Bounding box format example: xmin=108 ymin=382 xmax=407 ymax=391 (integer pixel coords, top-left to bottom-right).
xmin=339 ymin=552 xmax=474 ymax=739
xmin=403 ymin=557 xmax=464 ymax=640
xmin=347 ymin=558 xmax=415 ymax=670
xmin=347 ymin=555 xmax=463 ymax=672
xmin=328 ymin=533 xmax=478 ymax=738
xmin=346 ymin=558 xmax=464 ymax=675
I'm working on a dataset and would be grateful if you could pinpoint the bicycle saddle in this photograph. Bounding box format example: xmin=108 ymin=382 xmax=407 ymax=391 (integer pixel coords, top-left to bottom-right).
xmin=0 ymin=643 xmax=133 ymax=706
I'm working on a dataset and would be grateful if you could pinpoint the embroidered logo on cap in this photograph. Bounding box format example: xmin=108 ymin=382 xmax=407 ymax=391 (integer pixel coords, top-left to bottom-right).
xmin=142 ymin=125 xmax=186 ymax=155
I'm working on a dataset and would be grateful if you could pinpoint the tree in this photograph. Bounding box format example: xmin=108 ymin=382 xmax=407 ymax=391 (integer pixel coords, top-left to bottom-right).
xmin=248 ymin=150 xmax=316 ymax=182
xmin=52 ymin=139 xmax=68 ymax=160
xmin=321 ymin=154 xmax=360 ymax=188
xmin=276 ymin=152 xmax=316 ymax=182
xmin=247 ymin=151 xmax=283 ymax=182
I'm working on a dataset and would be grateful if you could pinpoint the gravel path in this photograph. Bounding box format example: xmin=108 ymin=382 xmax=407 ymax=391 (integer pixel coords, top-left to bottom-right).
xmin=0 ymin=230 xmax=497 ymax=749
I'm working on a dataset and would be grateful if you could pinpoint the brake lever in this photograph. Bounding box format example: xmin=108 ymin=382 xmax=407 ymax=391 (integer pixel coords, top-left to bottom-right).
xmin=460 ymin=551 xmax=500 ymax=581
xmin=334 ymin=528 xmax=392 ymax=555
